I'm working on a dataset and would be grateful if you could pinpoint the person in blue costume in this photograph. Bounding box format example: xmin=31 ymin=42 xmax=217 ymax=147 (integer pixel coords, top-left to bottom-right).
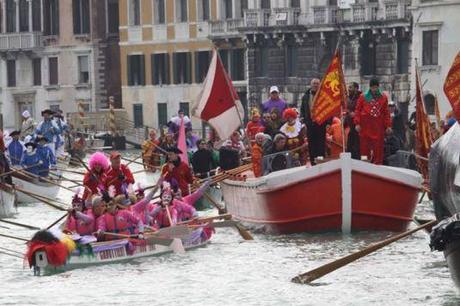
xmin=20 ymin=142 xmax=42 ymax=176
xmin=35 ymin=136 xmax=56 ymax=177
xmin=35 ymin=109 xmax=61 ymax=156
xmin=53 ymin=110 xmax=69 ymax=158
xmin=7 ymin=130 xmax=24 ymax=166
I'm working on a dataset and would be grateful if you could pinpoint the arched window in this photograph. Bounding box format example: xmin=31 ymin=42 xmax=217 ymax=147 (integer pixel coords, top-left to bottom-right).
xmin=424 ymin=93 xmax=435 ymax=115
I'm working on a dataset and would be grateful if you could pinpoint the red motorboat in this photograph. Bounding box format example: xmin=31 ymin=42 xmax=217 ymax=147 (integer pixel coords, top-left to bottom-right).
xmin=220 ymin=153 xmax=423 ymax=234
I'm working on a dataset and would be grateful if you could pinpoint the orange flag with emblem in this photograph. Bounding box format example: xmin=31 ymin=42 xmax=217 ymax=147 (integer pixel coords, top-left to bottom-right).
xmin=415 ymin=68 xmax=432 ymax=179
xmin=311 ymin=50 xmax=347 ymax=125
xmin=444 ymin=51 xmax=460 ymax=121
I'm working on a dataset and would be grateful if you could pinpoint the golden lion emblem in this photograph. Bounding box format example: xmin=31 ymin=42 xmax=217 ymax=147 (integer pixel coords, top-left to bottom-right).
xmin=324 ymin=71 xmax=340 ymax=97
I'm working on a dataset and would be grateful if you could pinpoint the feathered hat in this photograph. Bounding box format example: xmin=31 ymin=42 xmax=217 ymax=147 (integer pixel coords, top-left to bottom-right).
xmin=88 ymin=152 xmax=109 ymax=171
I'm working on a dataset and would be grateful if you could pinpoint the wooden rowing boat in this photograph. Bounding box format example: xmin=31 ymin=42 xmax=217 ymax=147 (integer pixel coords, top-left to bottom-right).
xmin=12 ymin=172 xmax=60 ymax=204
xmin=31 ymin=226 xmax=213 ymax=276
xmin=0 ymin=184 xmax=17 ymax=218
xmin=221 ymin=153 xmax=423 ymax=234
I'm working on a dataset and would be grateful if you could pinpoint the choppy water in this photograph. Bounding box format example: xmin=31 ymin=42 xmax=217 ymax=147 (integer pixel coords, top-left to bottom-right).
xmin=0 ymin=151 xmax=458 ymax=305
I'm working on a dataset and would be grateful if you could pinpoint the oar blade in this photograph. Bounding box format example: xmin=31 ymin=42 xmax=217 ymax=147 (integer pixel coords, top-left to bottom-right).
xmin=170 ymin=238 xmax=185 ymax=254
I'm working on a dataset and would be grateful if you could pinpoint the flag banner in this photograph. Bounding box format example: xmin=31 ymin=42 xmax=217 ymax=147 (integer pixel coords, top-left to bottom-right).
xmin=192 ymin=50 xmax=244 ymax=140
xmin=444 ymin=51 xmax=460 ymax=121
xmin=311 ymin=50 xmax=347 ymax=125
xmin=434 ymin=94 xmax=442 ymax=131
xmin=177 ymin=118 xmax=189 ymax=166
xmin=415 ymin=69 xmax=432 ymax=179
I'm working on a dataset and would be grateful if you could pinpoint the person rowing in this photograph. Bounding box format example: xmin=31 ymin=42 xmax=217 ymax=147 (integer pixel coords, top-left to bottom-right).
xmin=150 ymin=185 xmax=178 ymax=229
xmin=20 ymin=142 xmax=42 ymax=177
xmin=161 ymin=147 xmax=194 ymax=196
xmin=105 ymin=151 xmax=135 ymax=196
xmin=82 ymin=152 xmax=109 ymax=200
xmin=64 ymin=191 xmax=95 ymax=236
xmin=35 ymin=136 xmax=57 ymax=177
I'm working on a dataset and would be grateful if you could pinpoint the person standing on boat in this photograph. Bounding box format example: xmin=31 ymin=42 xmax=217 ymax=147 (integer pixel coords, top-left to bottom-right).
xmin=6 ymin=131 xmax=24 ymax=166
xmin=35 ymin=136 xmax=56 ymax=177
xmin=279 ymin=108 xmax=307 ymax=165
xmin=105 ymin=151 xmax=135 ymax=196
xmin=20 ymin=142 xmax=41 ymax=176
xmin=168 ymin=109 xmax=192 ymax=139
xmin=53 ymin=110 xmax=68 ymax=159
xmin=142 ymin=129 xmax=161 ymax=172
xmin=354 ymin=78 xmax=392 ymax=165
xmin=191 ymin=139 xmax=217 ymax=179
xmin=20 ymin=110 xmax=36 ymax=140
xmin=35 ymin=109 xmax=61 ymax=156
xmin=161 ymin=147 xmax=194 ymax=196
xmin=344 ymin=82 xmax=362 ymax=160
xmin=83 ymin=152 xmax=109 ymax=200
xmin=0 ymin=131 xmax=13 ymax=185
xmin=262 ymin=86 xmax=287 ymax=115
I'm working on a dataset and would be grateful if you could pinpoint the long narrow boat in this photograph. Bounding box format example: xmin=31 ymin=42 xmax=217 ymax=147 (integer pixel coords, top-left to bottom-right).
xmin=12 ymin=172 xmax=60 ymax=204
xmin=221 ymin=153 xmax=423 ymax=234
xmin=30 ymin=226 xmax=213 ymax=276
xmin=0 ymin=184 xmax=17 ymax=218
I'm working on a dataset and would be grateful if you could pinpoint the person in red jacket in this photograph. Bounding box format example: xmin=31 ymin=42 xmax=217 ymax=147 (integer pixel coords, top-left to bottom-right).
xmin=161 ymin=147 xmax=194 ymax=196
xmin=245 ymin=108 xmax=265 ymax=145
xmin=354 ymin=79 xmax=392 ymax=165
xmin=105 ymin=151 xmax=135 ymax=195
xmin=82 ymin=152 xmax=109 ymax=200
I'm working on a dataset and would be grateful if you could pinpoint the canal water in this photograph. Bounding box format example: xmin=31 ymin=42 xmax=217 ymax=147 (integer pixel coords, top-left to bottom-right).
xmin=0 ymin=151 xmax=458 ymax=305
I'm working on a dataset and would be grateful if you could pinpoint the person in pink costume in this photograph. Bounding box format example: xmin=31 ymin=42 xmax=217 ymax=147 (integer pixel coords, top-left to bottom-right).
xmin=170 ymin=178 xmax=211 ymax=207
xmin=130 ymin=180 xmax=163 ymax=229
xmin=151 ymin=187 xmax=178 ymax=228
xmin=64 ymin=192 xmax=96 ymax=236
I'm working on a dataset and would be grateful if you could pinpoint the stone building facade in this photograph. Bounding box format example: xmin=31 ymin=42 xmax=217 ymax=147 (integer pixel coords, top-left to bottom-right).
xmin=0 ymin=0 xmax=121 ymax=130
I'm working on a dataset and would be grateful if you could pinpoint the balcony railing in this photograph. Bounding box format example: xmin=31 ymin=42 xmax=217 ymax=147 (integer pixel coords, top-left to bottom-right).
xmin=0 ymin=32 xmax=42 ymax=51
xmin=244 ymin=9 xmax=271 ymax=27
xmin=351 ymin=3 xmax=379 ymax=22
xmin=384 ymin=1 xmax=410 ymax=20
xmin=311 ymin=6 xmax=341 ymax=25
xmin=273 ymin=8 xmax=301 ymax=26
xmin=210 ymin=19 xmax=244 ymax=35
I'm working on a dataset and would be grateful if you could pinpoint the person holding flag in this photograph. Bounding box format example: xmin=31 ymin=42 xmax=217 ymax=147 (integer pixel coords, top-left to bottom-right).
xmin=354 ymin=79 xmax=392 ymax=165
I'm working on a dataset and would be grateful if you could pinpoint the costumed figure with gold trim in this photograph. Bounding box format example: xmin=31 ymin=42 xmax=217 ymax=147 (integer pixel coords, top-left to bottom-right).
xmin=142 ymin=129 xmax=161 ymax=172
xmin=279 ymin=108 xmax=307 ymax=165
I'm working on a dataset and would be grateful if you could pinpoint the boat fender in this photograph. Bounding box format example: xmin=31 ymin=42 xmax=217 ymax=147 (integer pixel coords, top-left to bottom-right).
xmin=430 ymin=214 xmax=460 ymax=252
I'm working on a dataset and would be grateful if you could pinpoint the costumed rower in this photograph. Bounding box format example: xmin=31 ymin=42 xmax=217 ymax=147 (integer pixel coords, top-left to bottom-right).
xmin=83 ymin=152 xmax=109 ymax=200
xmin=161 ymin=147 xmax=194 ymax=196
xmin=20 ymin=142 xmax=41 ymax=176
xmin=142 ymin=129 xmax=161 ymax=172
xmin=150 ymin=186 xmax=178 ymax=228
xmin=0 ymin=131 xmax=12 ymax=185
xmin=7 ymin=130 xmax=24 ymax=166
xmin=35 ymin=136 xmax=57 ymax=177
xmin=20 ymin=110 xmax=36 ymax=140
xmin=64 ymin=191 xmax=95 ymax=236
xmin=35 ymin=109 xmax=61 ymax=156
xmin=105 ymin=151 xmax=135 ymax=196
xmin=354 ymin=78 xmax=392 ymax=165
xmin=279 ymin=108 xmax=307 ymax=165
xmin=130 ymin=180 xmax=163 ymax=230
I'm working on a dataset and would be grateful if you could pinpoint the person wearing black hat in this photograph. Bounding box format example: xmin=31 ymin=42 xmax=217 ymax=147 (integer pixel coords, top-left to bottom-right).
xmin=161 ymin=146 xmax=194 ymax=196
xmin=35 ymin=109 xmax=61 ymax=156
xmin=6 ymin=131 xmax=24 ymax=166
xmin=354 ymin=78 xmax=392 ymax=165
xmin=20 ymin=142 xmax=42 ymax=176
xmin=35 ymin=136 xmax=56 ymax=177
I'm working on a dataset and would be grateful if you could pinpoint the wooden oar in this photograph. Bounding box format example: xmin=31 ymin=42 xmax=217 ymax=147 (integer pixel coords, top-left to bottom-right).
xmin=203 ymin=193 xmax=253 ymax=240
xmin=0 ymin=232 xmax=29 ymax=242
xmin=99 ymin=231 xmax=174 ymax=246
xmin=0 ymin=163 xmax=41 ymax=178
xmin=12 ymin=186 xmax=68 ymax=211
xmin=49 ymin=172 xmax=85 ymax=186
xmin=119 ymin=156 xmax=144 ymax=167
xmin=165 ymin=205 xmax=186 ymax=254
xmin=178 ymin=214 xmax=233 ymax=225
xmin=16 ymin=169 xmax=75 ymax=192
xmin=47 ymin=213 xmax=70 ymax=230
xmin=56 ymin=168 xmax=85 ymax=176
xmin=203 ymin=192 xmax=226 ymax=214
xmin=291 ymin=220 xmax=437 ymax=284
xmin=125 ymin=154 xmax=143 ymax=166
xmin=0 ymin=219 xmax=40 ymax=230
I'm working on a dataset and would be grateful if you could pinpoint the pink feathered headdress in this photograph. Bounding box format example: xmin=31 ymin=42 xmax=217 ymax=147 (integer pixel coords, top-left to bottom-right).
xmin=88 ymin=152 xmax=109 ymax=171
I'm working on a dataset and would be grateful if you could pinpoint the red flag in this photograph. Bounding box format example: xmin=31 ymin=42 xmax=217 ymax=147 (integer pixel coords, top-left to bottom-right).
xmin=177 ymin=118 xmax=189 ymax=166
xmin=444 ymin=51 xmax=460 ymax=121
xmin=415 ymin=68 xmax=432 ymax=179
xmin=192 ymin=50 xmax=244 ymax=140
xmin=311 ymin=50 xmax=347 ymax=125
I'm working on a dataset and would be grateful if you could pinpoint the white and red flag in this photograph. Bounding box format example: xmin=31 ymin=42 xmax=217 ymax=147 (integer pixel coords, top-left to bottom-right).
xmin=192 ymin=49 xmax=244 ymax=140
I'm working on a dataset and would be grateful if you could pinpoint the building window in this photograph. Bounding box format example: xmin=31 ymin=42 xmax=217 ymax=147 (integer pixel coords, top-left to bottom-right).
xmin=32 ymin=0 xmax=41 ymax=31
xmin=173 ymin=52 xmax=192 ymax=84
xmin=154 ymin=0 xmax=166 ymax=24
xmin=256 ymin=47 xmax=269 ymax=77
xmin=223 ymin=0 xmax=233 ymax=19
xmin=127 ymin=55 xmax=145 ymax=86
xmin=261 ymin=0 xmax=270 ymax=9
xmin=44 ymin=0 xmax=59 ymax=35
xmin=158 ymin=103 xmax=168 ymax=128
xmin=397 ymin=39 xmax=409 ymax=74
xmin=73 ymin=0 xmax=90 ymax=34
xmin=107 ymin=0 xmax=119 ymax=34
xmin=7 ymin=60 xmax=16 ymax=87
xmin=344 ymin=44 xmax=355 ymax=70
xmin=195 ymin=51 xmax=211 ymax=83
xmin=129 ymin=0 xmax=141 ymax=26
xmin=422 ymin=30 xmax=438 ymax=66
xmin=133 ymin=104 xmax=144 ymax=128
xmin=360 ymin=40 xmax=376 ymax=76
xmin=231 ymin=49 xmax=245 ymax=81
xmin=33 ymin=58 xmax=41 ymax=86
xmin=78 ymin=55 xmax=89 ymax=84
xmin=285 ymin=46 xmax=298 ymax=77
xmin=49 ymin=57 xmax=59 ymax=85
xmin=179 ymin=102 xmax=190 ymax=116
xmin=291 ymin=0 xmax=300 ymax=8
xmin=6 ymin=0 xmax=16 ymax=33
xmin=424 ymin=94 xmax=435 ymax=115
xmin=176 ymin=0 xmax=188 ymax=23
xmin=197 ymin=0 xmax=210 ymax=21
xmin=328 ymin=0 xmax=338 ymax=5
xmin=19 ymin=0 xmax=29 ymax=32
xmin=151 ymin=53 xmax=170 ymax=85
xmin=240 ymin=0 xmax=248 ymax=17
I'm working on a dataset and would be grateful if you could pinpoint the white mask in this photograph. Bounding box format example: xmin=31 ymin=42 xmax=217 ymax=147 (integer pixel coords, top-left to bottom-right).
xmin=26 ymin=147 xmax=34 ymax=153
